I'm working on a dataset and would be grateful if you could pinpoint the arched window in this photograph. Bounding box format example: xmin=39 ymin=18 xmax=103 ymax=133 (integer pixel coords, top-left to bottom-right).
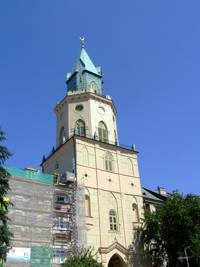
xmin=75 ymin=119 xmax=86 ymax=136
xmin=85 ymin=195 xmax=91 ymax=217
xmin=132 ymin=203 xmax=139 ymax=223
xmin=109 ymin=209 xmax=118 ymax=231
xmin=59 ymin=127 xmax=66 ymax=146
xmin=105 ymin=152 xmax=114 ymax=172
xmin=98 ymin=121 xmax=108 ymax=142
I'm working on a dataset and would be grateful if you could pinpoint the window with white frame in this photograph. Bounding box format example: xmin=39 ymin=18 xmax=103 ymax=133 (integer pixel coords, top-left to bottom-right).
xmin=109 ymin=209 xmax=118 ymax=231
xmin=54 ymin=217 xmax=70 ymax=230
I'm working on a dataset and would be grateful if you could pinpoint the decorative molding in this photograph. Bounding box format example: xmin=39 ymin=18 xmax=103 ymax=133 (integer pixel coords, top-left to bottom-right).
xmin=99 ymin=241 xmax=129 ymax=255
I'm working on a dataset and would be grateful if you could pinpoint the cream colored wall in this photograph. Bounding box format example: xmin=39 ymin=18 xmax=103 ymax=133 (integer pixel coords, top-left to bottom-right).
xmin=56 ymin=103 xmax=69 ymax=148
xmin=68 ymin=98 xmax=92 ymax=136
xmin=55 ymin=93 xmax=118 ymax=148
xmin=43 ymin=139 xmax=74 ymax=175
xmin=89 ymin=98 xmax=118 ymax=144
xmin=76 ymin=138 xmax=143 ymax=260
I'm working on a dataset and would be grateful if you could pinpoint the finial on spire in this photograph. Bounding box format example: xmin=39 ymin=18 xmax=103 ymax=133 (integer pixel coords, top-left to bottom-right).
xmin=80 ymin=36 xmax=85 ymax=48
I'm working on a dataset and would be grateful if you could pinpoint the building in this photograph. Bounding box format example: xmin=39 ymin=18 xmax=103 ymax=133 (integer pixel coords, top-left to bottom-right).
xmin=41 ymin=41 xmax=144 ymax=267
xmin=142 ymin=187 xmax=167 ymax=213
xmin=4 ymin=166 xmax=53 ymax=267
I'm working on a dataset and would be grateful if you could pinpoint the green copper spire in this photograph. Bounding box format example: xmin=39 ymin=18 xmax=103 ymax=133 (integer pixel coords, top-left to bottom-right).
xmin=66 ymin=39 xmax=103 ymax=95
xmin=79 ymin=48 xmax=99 ymax=75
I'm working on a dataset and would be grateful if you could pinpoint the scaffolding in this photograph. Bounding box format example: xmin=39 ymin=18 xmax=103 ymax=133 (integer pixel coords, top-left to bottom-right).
xmin=52 ymin=171 xmax=86 ymax=265
xmin=4 ymin=166 xmax=87 ymax=266
xmin=5 ymin=166 xmax=53 ymax=267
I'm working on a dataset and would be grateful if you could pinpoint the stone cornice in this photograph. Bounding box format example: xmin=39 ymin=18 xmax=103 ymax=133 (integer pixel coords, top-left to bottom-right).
xmin=54 ymin=91 xmax=117 ymax=115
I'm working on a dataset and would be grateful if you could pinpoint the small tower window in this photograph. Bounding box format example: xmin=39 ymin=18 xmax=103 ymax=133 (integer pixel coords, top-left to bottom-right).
xmin=109 ymin=209 xmax=118 ymax=231
xmin=98 ymin=121 xmax=108 ymax=143
xmin=85 ymin=195 xmax=91 ymax=217
xmin=75 ymin=119 xmax=86 ymax=136
xmin=105 ymin=152 xmax=114 ymax=172
xmin=59 ymin=127 xmax=66 ymax=145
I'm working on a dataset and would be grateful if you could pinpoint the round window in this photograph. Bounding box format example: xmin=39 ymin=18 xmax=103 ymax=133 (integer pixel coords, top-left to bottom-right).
xmin=97 ymin=106 xmax=105 ymax=115
xmin=75 ymin=104 xmax=84 ymax=111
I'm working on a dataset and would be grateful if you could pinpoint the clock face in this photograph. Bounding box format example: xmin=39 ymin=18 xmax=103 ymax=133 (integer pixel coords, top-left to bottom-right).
xmin=97 ymin=106 xmax=105 ymax=115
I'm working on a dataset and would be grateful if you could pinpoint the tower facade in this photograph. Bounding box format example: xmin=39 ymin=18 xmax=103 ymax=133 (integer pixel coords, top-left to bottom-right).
xmin=42 ymin=44 xmax=143 ymax=267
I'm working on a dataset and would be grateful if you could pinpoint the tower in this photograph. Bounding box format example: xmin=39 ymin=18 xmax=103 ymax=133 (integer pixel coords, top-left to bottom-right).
xmin=42 ymin=41 xmax=143 ymax=267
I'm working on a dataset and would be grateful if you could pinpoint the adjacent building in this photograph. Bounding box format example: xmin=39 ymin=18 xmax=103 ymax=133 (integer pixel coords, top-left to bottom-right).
xmin=5 ymin=166 xmax=53 ymax=267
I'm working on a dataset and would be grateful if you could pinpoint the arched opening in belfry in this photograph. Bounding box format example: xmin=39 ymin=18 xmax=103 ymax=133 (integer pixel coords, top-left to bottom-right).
xmin=108 ymin=253 xmax=127 ymax=267
xmin=98 ymin=121 xmax=108 ymax=142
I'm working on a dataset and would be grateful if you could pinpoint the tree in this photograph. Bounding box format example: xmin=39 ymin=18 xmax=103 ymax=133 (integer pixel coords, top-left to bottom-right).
xmin=63 ymin=247 xmax=103 ymax=267
xmin=128 ymin=229 xmax=152 ymax=267
xmin=0 ymin=128 xmax=12 ymax=262
xmin=140 ymin=192 xmax=200 ymax=267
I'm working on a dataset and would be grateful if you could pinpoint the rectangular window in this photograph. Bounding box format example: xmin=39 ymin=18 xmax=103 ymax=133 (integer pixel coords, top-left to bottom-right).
xmin=54 ymin=217 xmax=70 ymax=230
xmin=53 ymin=248 xmax=65 ymax=264
xmin=109 ymin=210 xmax=118 ymax=231
xmin=56 ymin=195 xmax=65 ymax=203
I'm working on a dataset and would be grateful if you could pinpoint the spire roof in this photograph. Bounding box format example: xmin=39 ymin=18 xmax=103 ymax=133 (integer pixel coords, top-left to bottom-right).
xmin=66 ymin=42 xmax=103 ymax=95
xmin=78 ymin=47 xmax=99 ymax=75
xmin=67 ymin=47 xmax=101 ymax=81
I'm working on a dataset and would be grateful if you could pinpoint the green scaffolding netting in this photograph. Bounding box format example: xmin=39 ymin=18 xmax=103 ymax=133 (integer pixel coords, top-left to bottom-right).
xmin=30 ymin=246 xmax=52 ymax=267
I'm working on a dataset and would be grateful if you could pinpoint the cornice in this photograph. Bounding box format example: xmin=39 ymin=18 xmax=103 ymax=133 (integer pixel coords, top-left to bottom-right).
xmin=54 ymin=92 xmax=117 ymax=115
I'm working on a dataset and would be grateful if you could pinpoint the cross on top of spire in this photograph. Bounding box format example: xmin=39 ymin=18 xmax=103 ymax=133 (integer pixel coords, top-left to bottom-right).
xmin=80 ymin=36 xmax=85 ymax=48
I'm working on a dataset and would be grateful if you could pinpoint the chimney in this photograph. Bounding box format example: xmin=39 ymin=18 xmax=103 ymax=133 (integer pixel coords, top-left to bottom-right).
xmin=157 ymin=186 xmax=167 ymax=196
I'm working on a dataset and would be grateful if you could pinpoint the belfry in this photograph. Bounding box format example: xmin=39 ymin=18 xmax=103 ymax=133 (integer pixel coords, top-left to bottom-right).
xmin=41 ymin=41 xmax=143 ymax=266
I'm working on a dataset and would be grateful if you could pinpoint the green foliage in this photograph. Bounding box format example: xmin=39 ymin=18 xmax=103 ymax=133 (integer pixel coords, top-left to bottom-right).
xmin=0 ymin=128 xmax=12 ymax=261
xmin=140 ymin=192 xmax=200 ymax=267
xmin=63 ymin=247 xmax=103 ymax=267
xmin=129 ymin=229 xmax=152 ymax=267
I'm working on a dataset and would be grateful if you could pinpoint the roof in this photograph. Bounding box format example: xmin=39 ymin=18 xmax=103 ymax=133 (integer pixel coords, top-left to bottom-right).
xmin=5 ymin=166 xmax=53 ymax=186
xmin=79 ymin=48 xmax=99 ymax=75
xmin=67 ymin=47 xmax=100 ymax=81
xmin=142 ymin=187 xmax=166 ymax=203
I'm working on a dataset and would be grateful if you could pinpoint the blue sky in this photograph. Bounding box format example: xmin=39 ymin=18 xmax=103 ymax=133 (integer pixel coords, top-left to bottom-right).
xmin=0 ymin=1 xmax=199 ymax=194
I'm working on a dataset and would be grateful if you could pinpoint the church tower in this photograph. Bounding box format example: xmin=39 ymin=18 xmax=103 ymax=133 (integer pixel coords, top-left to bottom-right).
xmin=42 ymin=41 xmax=143 ymax=267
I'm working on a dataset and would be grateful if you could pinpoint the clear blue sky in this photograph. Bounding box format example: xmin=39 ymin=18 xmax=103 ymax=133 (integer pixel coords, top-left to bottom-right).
xmin=0 ymin=1 xmax=199 ymax=195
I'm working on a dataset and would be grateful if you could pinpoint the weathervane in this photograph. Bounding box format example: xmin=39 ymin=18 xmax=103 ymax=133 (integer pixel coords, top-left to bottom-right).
xmin=80 ymin=36 xmax=85 ymax=48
